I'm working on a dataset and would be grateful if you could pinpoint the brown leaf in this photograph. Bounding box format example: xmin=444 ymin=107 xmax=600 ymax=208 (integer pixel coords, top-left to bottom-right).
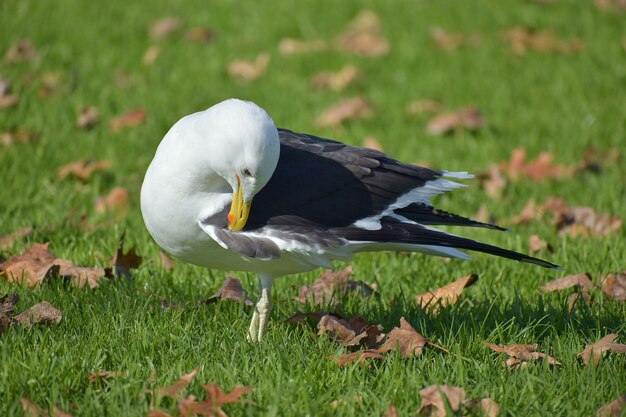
xmin=51 ymin=406 xmax=74 ymax=417
xmin=504 ymin=147 xmax=573 ymax=181
xmin=58 ymin=159 xmax=111 ymax=181
xmin=176 ymin=384 xmax=253 ymax=417
xmin=480 ymin=165 xmax=507 ymax=199
xmin=0 ymin=76 xmax=19 ymax=108
xmin=38 ymin=72 xmax=64 ymax=98
xmin=315 ymin=96 xmax=373 ymax=128
xmin=109 ymin=233 xmax=143 ymax=279
xmin=335 ymin=10 xmax=390 ymax=57
xmin=415 ymin=274 xmax=478 ymax=314
xmin=5 ymin=39 xmax=38 ymax=64
xmin=55 ymin=259 xmax=106 ymax=289
xmin=0 ymin=226 xmax=33 ymax=250
xmin=594 ymin=0 xmax=626 ymax=11
xmin=185 ymin=28 xmax=215 ymax=43
xmin=95 ymin=187 xmax=129 ymax=215
xmin=295 ymin=266 xmax=375 ymax=306
xmin=228 ymin=53 xmax=270 ymax=83
xmin=384 ymin=404 xmax=399 ymax=417
xmin=14 ymin=301 xmax=62 ymax=327
xmin=578 ymin=334 xmax=626 ymax=366
xmin=541 ymin=273 xmax=592 ymax=292
xmin=601 ymin=271 xmax=626 ymax=301
xmin=143 ymin=46 xmax=161 ymax=65
xmin=362 ymin=137 xmax=384 ymax=152
xmin=1 ymin=293 xmax=19 ymax=315
xmin=597 ymin=394 xmax=626 ymax=417
xmin=417 ymin=385 xmax=466 ymax=417
xmin=483 ymin=341 xmax=561 ymax=368
xmin=427 ymin=107 xmax=485 ymax=135
xmin=76 ymin=106 xmax=99 ymax=129
xmin=88 ymin=371 xmax=122 ymax=384
xmin=203 ymin=276 xmax=254 ymax=306
xmin=284 ymin=311 xmax=341 ymax=326
xmin=160 ymin=251 xmax=175 ymax=272
xmin=503 ymin=26 xmax=584 ymax=55
xmin=279 ymin=38 xmax=328 ymax=55
xmin=467 ymin=397 xmax=500 ymax=417
xmin=0 ymin=129 xmax=38 ymax=146
xmin=0 ymin=243 xmax=58 ymax=286
xmin=542 ymin=199 xmax=623 ymax=238
xmin=21 ymin=399 xmax=49 ymax=417
xmin=511 ymin=199 xmax=541 ymax=224
xmin=311 ymin=65 xmax=361 ymax=91
xmin=378 ymin=317 xmax=436 ymax=358
xmin=154 ymin=368 xmax=198 ymax=400
xmin=147 ymin=410 xmax=175 ymax=417
xmin=109 ymin=108 xmax=146 ymax=133
xmin=333 ymin=349 xmax=385 ymax=366
xmin=150 ymin=17 xmax=183 ymax=40
xmin=405 ymin=99 xmax=444 ymax=116
xmin=430 ymin=27 xmax=481 ymax=50
xmin=317 ymin=314 xmax=384 ymax=348
xmin=528 ymin=234 xmax=553 ymax=255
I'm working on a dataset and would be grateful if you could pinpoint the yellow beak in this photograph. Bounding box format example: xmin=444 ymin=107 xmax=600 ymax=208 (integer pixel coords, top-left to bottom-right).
xmin=227 ymin=175 xmax=252 ymax=231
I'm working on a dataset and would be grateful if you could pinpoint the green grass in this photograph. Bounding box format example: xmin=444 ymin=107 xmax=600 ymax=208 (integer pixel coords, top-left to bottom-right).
xmin=1 ymin=0 xmax=625 ymax=415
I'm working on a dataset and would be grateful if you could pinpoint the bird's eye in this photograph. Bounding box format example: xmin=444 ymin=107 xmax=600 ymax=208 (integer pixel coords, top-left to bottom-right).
xmin=242 ymin=168 xmax=253 ymax=177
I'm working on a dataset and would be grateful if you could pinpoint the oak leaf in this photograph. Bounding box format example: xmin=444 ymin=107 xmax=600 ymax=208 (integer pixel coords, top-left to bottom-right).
xmin=417 ymin=385 xmax=466 ymax=417
xmin=317 ymin=314 xmax=384 ymax=348
xmin=203 ymin=276 xmax=254 ymax=306
xmin=415 ymin=274 xmax=478 ymax=314
xmin=578 ymin=334 xmax=626 ymax=366
xmin=0 ymin=243 xmax=58 ymax=286
xmin=483 ymin=341 xmax=561 ymax=368
xmin=332 ymin=349 xmax=385 ymax=366
xmin=540 ymin=273 xmax=592 ymax=292
xmin=14 ymin=301 xmax=62 ymax=327
xmin=315 ymin=96 xmax=373 ymax=128
xmin=154 ymin=368 xmax=199 ymax=400
xmin=601 ymin=272 xmax=626 ymax=301
xmin=377 ymin=317 xmax=432 ymax=357
xmin=295 ymin=266 xmax=375 ymax=306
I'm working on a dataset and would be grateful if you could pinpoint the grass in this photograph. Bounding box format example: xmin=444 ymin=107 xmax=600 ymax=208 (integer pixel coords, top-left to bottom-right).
xmin=1 ymin=0 xmax=625 ymax=415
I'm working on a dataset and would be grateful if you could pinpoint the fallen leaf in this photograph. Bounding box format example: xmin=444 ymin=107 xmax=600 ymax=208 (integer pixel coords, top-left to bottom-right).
xmin=427 ymin=107 xmax=485 ymax=135
xmin=597 ymin=394 xmax=626 ymax=417
xmin=154 ymin=368 xmax=198 ymax=400
xmin=88 ymin=371 xmax=122 ymax=384
xmin=95 ymin=187 xmax=129 ymax=215
xmin=150 ymin=17 xmax=183 ymax=40
xmin=14 ymin=301 xmax=62 ymax=327
xmin=335 ymin=10 xmax=390 ymax=57
xmin=0 ymin=129 xmax=38 ymax=146
xmin=541 ymin=273 xmax=592 ymax=292
xmin=333 ymin=349 xmax=385 ymax=366
xmin=51 ymin=407 xmax=74 ymax=417
xmin=55 ymin=259 xmax=106 ymax=289
xmin=0 ymin=226 xmax=33 ymax=250
xmin=315 ymin=96 xmax=373 ymax=128
xmin=503 ymin=26 xmax=584 ymax=55
xmin=511 ymin=199 xmax=541 ymax=224
xmin=284 ymin=311 xmax=341 ymax=326
xmin=203 ymin=276 xmax=254 ymax=306
xmin=483 ymin=341 xmax=561 ymax=368
xmin=479 ymin=165 xmax=507 ymax=199
xmin=466 ymin=397 xmax=500 ymax=417
xmin=0 ymin=76 xmax=19 ymax=108
xmin=578 ymin=334 xmax=626 ymax=366
xmin=175 ymin=384 xmax=252 ymax=417
xmin=160 ymin=251 xmax=175 ymax=272
xmin=542 ymin=199 xmax=623 ymax=238
xmin=143 ymin=46 xmax=161 ymax=65
xmin=5 ymin=39 xmax=38 ymax=64
xmin=384 ymin=404 xmax=399 ymax=417
xmin=417 ymin=385 xmax=466 ymax=417
xmin=317 ymin=314 xmax=384 ymax=348
xmin=38 ymin=72 xmax=64 ymax=98
xmin=430 ymin=27 xmax=480 ymax=50
xmin=21 ymin=399 xmax=49 ymax=417
xmin=147 ymin=410 xmax=175 ymax=417
xmin=594 ymin=0 xmax=626 ymax=11
xmin=311 ymin=65 xmax=361 ymax=91
xmin=185 ymin=27 xmax=215 ymax=43
xmin=76 ymin=106 xmax=99 ymax=129
xmin=58 ymin=159 xmax=111 ymax=181
xmin=109 ymin=108 xmax=146 ymax=133
xmin=504 ymin=147 xmax=573 ymax=181
xmin=228 ymin=53 xmax=270 ymax=83
xmin=405 ymin=99 xmax=443 ymax=116
xmin=279 ymin=38 xmax=328 ymax=55
xmin=528 ymin=234 xmax=553 ymax=255
xmin=473 ymin=204 xmax=495 ymax=225
xmin=362 ymin=137 xmax=383 ymax=152
xmin=0 ymin=242 xmax=58 ymax=286
xmin=1 ymin=293 xmax=19 ymax=315
xmin=601 ymin=271 xmax=626 ymax=301
xmin=415 ymin=274 xmax=478 ymax=314
xmin=109 ymin=233 xmax=143 ymax=279
xmin=377 ymin=317 xmax=433 ymax=357
xmin=295 ymin=266 xmax=375 ymax=305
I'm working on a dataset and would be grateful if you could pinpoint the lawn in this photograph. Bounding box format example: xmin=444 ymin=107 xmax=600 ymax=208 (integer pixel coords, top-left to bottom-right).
xmin=1 ymin=0 xmax=625 ymax=416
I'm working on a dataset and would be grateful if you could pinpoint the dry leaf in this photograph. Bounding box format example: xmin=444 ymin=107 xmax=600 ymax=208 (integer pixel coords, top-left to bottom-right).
xmin=594 ymin=0 xmax=626 ymax=11
xmin=38 ymin=72 xmax=63 ymax=98
xmin=311 ymin=65 xmax=361 ymax=91
xmin=480 ymin=165 xmax=507 ymax=199
xmin=109 ymin=108 xmax=146 ymax=133
xmin=601 ymin=272 xmax=626 ymax=301
xmin=14 ymin=301 xmax=62 ymax=327
xmin=578 ymin=334 xmax=626 ymax=366
xmin=362 ymin=137 xmax=383 ymax=152
xmin=5 ymin=39 xmax=38 ymax=64
xmin=504 ymin=147 xmax=573 ymax=181
xmin=0 ymin=242 xmax=58 ymax=286
xmin=430 ymin=27 xmax=480 ymax=50
xmin=467 ymin=398 xmax=500 ymax=417
xmin=315 ymin=96 xmax=373 ymax=128
xmin=55 ymin=259 xmax=106 ymax=289
xmin=377 ymin=317 xmax=432 ymax=357
xmin=528 ymin=234 xmax=552 ymax=255
xmin=503 ymin=26 xmax=584 ymax=55
xmin=147 ymin=410 xmax=175 ymax=417
xmin=335 ymin=10 xmax=390 ymax=57
xmin=1 ymin=129 xmax=38 ymax=146
xmin=284 ymin=311 xmax=340 ymax=326
xmin=333 ymin=349 xmax=385 ymax=366
xmin=279 ymin=38 xmax=327 ymax=55
xmin=405 ymin=99 xmax=443 ymax=116
xmin=542 ymin=198 xmax=623 ymax=238
xmin=88 ymin=371 xmax=122 ymax=384
xmin=483 ymin=341 xmax=561 ymax=368
xmin=150 ymin=17 xmax=183 ymax=40
xmin=511 ymin=199 xmax=541 ymax=224
xmin=58 ymin=159 xmax=111 ymax=181
xmin=143 ymin=46 xmax=161 ymax=65
xmin=295 ymin=266 xmax=375 ymax=305
xmin=317 ymin=314 xmax=384 ymax=348
xmin=228 ymin=53 xmax=270 ymax=82
xmin=1 ymin=293 xmax=19 ymax=315
xmin=95 ymin=187 xmax=129 ymax=215
xmin=0 ymin=226 xmax=33 ymax=250
xmin=109 ymin=233 xmax=143 ymax=279
xmin=597 ymin=394 xmax=626 ymax=417
xmin=384 ymin=404 xmax=399 ymax=417
xmin=185 ymin=28 xmax=215 ymax=43
xmin=415 ymin=274 xmax=478 ymax=314
xmin=154 ymin=368 xmax=198 ymax=400
xmin=76 ymin=106 xmax=99 ymax=129
xmin=51 ymin=407 xmax=74 ymax=417
xmin=427 ymin=107 xmax=485 ymax=135
xmin=160 ymin=251 xmax=175 ymax=272
xmin=540 ymin=273 xmax=592 ymax=292
xmin=418 ymin=385 xmax=466 ymax=417
xmin=21 ymin=399 xmax=49 ymax=417
xmin=203 ymin=276 xmax=254 ymax=306
xmin=0 ymin=76 xmax=19 ymax=108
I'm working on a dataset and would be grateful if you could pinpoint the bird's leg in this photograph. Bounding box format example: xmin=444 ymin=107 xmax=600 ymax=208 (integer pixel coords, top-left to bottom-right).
xmin=248 ymin=274 xmax=274 ymax=342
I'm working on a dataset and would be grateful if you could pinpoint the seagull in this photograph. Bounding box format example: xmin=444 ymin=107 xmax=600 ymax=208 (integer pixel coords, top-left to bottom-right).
xmin=140 ymin=99 xmax=559 ymax=341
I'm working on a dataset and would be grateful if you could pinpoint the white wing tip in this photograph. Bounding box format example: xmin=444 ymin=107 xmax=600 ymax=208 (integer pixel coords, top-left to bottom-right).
xmin=442 ymin=171 xmax=474 ymax=179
